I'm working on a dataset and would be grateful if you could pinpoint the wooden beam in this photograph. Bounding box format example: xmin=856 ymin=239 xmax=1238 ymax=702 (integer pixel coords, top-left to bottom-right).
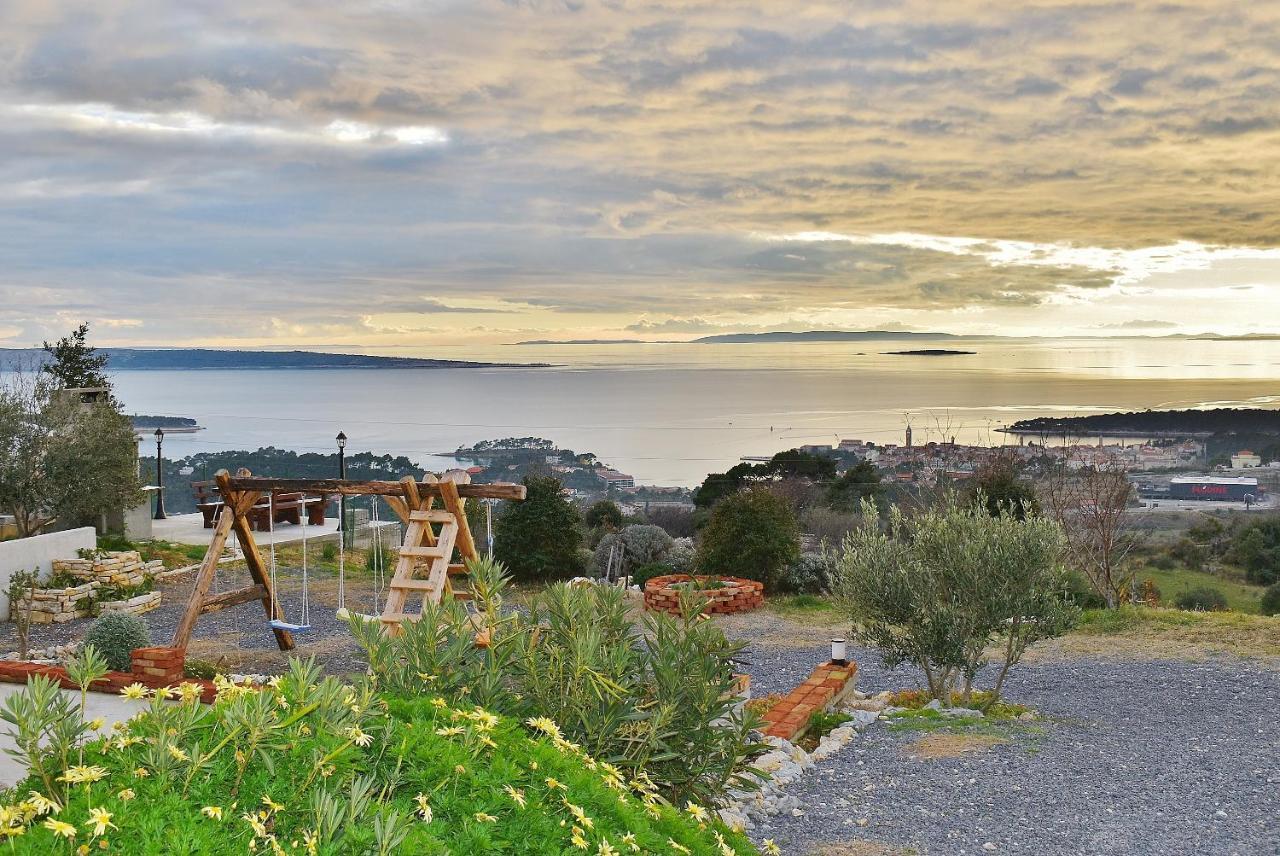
xmin=200 ymin=584 xmax=268 ymax=614
xmin=223 ymin=478 xmax=526 ymax=500
xmin=170 ymin=500 xmax=236 ymax=650
xmin=229 ymin=510 xmax=295 ymax=651
xmin=439 ymin=471 xmax=479 ymax=563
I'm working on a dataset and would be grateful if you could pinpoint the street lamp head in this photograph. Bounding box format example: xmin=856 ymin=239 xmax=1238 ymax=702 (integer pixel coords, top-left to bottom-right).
xmin=336 ymin=431 xmax=347 ymax=450
xmin=154 ymin=428 xmax=164 ymax=443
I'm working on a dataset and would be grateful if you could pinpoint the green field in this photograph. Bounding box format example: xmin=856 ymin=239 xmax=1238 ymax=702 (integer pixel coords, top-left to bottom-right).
xmin=1137 ymin=565 xmax=1267 ymax=613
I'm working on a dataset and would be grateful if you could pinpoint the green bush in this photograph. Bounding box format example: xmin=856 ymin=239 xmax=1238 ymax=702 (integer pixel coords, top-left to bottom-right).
xmin=696 ymin=487 xmax=800 ymax=591
xmin=592 ymin=524 xmax=674 ymax=578
xmin=1064 ymin=570 xmax=1109 ymax=609
xmin=1148 ymin=552 xmax=1177 ymax=570
xmin=1261 ymin=583 xmax=1280 ymax=617
xmin=1173 ymin=586 xmax=1229 ymax=612
xmin=182 ymin=658 xmax=218 ymax=680
xmin=320 ymin=541 xmax=338 ymax=562
xmin=584 ymin=499 xmax=624 ymax=531
xmin=779 ymin=552 xmax=834 ymax=594
xmin=5 ymin=658 xmax=756 ymax=854
xmin=349 ymin=558 xmax=765 ymax=805
xmin=82 ymin=611 xmax=151 ymax=671
xmin=494 ymin=476 xmax=584 ymax=581
xmin=630 ymin=562 xmax=672 ymax=590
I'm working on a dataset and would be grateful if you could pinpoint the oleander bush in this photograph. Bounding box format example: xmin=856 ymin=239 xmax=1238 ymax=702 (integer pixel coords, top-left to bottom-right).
xmin=349 ymin=558 xmax=765 ymax=806
xmin=82 ymin=612 xmax=151 ymax=671
xmin=0 ymin=658 xmax=756 ymax=854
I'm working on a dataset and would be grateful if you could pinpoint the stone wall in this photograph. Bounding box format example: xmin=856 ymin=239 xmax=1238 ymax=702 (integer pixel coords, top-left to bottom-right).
xmin=52 ymin=551 xmax=163 ymax=588
xmin=19 ymin=581 xmax=99 ymax=624
xmin=99 ymin=590 xmax=163 ymax=616
xmin=0 ymin=527 xmax=97 ymax=616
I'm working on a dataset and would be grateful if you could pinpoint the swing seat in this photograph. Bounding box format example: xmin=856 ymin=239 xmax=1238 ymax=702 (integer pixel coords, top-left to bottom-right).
xmin=268 ymin=619 xmax=311 ymax=633
xmin=335 ymin=608 xmax=378 ymax=623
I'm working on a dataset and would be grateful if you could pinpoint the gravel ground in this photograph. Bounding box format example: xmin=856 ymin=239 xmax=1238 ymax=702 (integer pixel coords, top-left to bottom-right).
xmin=734 ymin=630 xmax=1280 ymax=856
xmin=0 ymin=567 xmax=370 ymax=676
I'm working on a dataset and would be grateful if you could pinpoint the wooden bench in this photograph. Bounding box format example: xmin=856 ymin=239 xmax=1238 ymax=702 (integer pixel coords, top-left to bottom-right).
xmin=192 ymin=481 xmax=225 ymax=528
xmin=246 ymin=492 xmax=329 ymax=531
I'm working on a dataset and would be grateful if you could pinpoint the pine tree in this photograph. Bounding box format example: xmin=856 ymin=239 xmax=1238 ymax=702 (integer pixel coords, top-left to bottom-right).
xmin=41 ymin=322 xmax=110 ymax=389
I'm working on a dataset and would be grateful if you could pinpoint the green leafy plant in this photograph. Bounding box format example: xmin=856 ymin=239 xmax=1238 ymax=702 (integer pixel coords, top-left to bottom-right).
xmin=629 ymin=562 xmax=671 ymax=590
xmin=1173 ymin=586 xmax=1229 ymax=612
xmin=83 ymin=611 xmax=151 ymax=671
xmin=695 ymin=486 xmax=800 ymax=591
xmin=5 ymin=567 xmax=38 ymax=660
xmin=831 ymin=494 xmax=1079 ymax=706
xmin=494 ymin=475 xmax=584 ymax=581
xmin=183 ymin=658 xmax=218 ymax=680
xmin=1262 ymin=582 xmax=1280 ymax=617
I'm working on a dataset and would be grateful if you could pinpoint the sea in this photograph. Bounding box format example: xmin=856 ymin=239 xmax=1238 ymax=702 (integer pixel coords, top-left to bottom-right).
xmin=109 ymin=338 xmax=1280 ymax=487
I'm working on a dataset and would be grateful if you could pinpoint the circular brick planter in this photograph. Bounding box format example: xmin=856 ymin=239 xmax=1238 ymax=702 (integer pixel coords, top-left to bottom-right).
xmin=643 ymin=574 xmax=764 ymax=615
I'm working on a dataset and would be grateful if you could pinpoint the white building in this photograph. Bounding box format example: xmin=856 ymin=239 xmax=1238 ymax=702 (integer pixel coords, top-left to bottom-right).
xmin=1231 ymin=450 xmax=1262 ymax=469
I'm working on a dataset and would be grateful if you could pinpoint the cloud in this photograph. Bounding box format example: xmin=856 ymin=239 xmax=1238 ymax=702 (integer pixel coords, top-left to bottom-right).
xmin=1092 ymin=319 xmax=1179 ymax=330
xmin=1 ymin=1 xmax=1280 ymax=344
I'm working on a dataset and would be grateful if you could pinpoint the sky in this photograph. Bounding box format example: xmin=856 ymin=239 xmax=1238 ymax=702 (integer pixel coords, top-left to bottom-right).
xmin=1 ymin=0 xmax=1279 ymax=348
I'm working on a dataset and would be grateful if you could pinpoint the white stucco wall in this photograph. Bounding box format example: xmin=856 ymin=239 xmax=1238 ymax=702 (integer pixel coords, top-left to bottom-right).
xmin=0 ymin=527 xmax=97 ymax=617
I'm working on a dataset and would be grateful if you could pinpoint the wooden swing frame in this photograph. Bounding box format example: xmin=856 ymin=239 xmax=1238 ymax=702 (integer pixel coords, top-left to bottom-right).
xmin=170 ymin=469 xmax=525 ymax=651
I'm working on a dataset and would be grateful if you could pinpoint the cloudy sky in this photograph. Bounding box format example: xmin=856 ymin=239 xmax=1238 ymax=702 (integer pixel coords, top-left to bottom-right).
xmin=1 ymin=0 xmax=1278 ymax=348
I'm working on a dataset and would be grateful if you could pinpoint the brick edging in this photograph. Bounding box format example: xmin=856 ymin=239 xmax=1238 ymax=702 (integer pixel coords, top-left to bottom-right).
xmin=643 ymin=574 xmax=765 ymax=615
xmin=758 ymin=660 xmax=859 ymax=741
xmin=0 ymin=646 xmax=216 ymax=704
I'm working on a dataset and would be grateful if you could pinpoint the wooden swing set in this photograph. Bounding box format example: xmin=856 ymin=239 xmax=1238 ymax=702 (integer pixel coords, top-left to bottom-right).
xmin=170 ymin=468 xmax=526 ymax=651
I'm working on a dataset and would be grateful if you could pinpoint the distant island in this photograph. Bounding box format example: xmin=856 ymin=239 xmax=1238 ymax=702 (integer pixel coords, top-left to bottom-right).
xmin=130 ymin=415 xmax=200 ymax=430
xmin=513 ymin=339 xmax=653 ymax=345
xmin=692 ymin=330 xmax=967 ymax=343
xmin=0 ymin=348 xmax=549 ymax=371
xmin=884 ymin=349 xmax=975 ymax=356
xmin=1005 ymin=408 xmax=1280 ymax=438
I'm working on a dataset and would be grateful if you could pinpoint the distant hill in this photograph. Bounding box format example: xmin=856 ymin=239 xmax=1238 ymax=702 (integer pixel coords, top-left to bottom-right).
xmin=513 ymin=339 xmax=652 ymax=345
xmin=692 ymin=330 xmax=966 ymax=343
xmin=0 ymin=348 xmax=547 ymax=370
xmin=1006 ymin=408 xmax=1280 ymax=437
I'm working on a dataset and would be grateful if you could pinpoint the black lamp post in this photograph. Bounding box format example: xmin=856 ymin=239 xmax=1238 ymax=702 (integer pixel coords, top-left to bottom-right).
xmin=153 ymin=429 xmax=167 ymax=520
xmin=336 ymin=431 xmax=347 ymax=530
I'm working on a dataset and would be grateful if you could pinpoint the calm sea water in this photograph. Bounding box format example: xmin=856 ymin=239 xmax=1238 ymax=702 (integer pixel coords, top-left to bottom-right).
xmin=109 ymin=338 xmax=1280 ymax=487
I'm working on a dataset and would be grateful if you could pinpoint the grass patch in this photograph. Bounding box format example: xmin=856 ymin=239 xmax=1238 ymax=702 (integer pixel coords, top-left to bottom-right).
xmin=1071 ymin=606 xmax=1280 ymax=659
xmin=884 ymin=708 xmax=1045 ymax=743
xmin=96 ymin=535 xmax=208 ymax=568
xmin=1140 ymin=566 xmax=1267 ymax=614
xmin=905 ymin=732 xmax=1008 ymax=759
xmin=767 ymin=593 xmax=838 ymax=618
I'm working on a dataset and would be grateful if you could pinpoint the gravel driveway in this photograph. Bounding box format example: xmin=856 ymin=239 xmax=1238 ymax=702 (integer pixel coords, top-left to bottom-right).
xmin=735 ymin=630 xmax=1280 ymax=856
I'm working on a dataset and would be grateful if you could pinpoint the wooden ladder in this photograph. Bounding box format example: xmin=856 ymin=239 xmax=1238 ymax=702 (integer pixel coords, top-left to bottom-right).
xmin=380 ymin=470 xmax=481 ymax=633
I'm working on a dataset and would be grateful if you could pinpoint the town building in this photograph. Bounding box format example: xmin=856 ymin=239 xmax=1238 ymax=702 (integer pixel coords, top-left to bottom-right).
xmin=1231 ymin=450 xmax=1262 ymax=469
xmin=1168 ymin=476 xmax=1262 ymax=502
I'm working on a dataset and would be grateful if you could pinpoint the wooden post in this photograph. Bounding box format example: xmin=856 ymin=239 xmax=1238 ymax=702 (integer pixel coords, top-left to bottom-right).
xmin=170 ymin=498 xmax=236 ymax=650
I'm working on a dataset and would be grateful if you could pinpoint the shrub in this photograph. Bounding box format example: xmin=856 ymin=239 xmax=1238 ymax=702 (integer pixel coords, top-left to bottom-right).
xmin=320 ymin=541 xmax=338 ymax=562
xmin=82 ymin=611 xmax=151 ymax=671
xmin=666 ymin=538 xmax=696 ymax=573
xmin=696 ymin=487 xmax=800 ymax=591
xmin=1173 ymin=586 xmax=1228 ymax=612
xmin=584 ymin=499 xmax=624 ymax=531
xmin=494 ymin=476 xmax=584 ymax=581
xmin=349 ymin=559 xmax=765 ymax=805
xmin=779 ymin=552 xmax=834 ymax=595
xmin=630 ymin=562 xmax=671 ymax=590
xmin=592 ymin=524 xmax=674 ymax=578
xmin=5 ymin=658 xmax=757 ymax=854
xmin=643 ymin=505 xmax=698 ymax=538
xmin=182 ymin=658 xmax=218 ymax=680
xmin=1064 ymin=570 xmax=1109 ymax=609
xmin=1227 ymin=517 xmax=1280 ymax=585
xmin=1148 ymin=552 xmax=1177 ymax=570
xmin=1261 ymin=583 xmax=1280 ymax=617
xmin=831 ymin=496 xmax=1078 ymax=706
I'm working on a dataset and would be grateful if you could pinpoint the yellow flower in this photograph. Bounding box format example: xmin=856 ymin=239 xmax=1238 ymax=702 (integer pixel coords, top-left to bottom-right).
xmin=685 ymin=802 xmax=709 ymax=823
xmin=85 ymin=807 xmax=116 ymax=838
xmin=59 ymin=765 xmax=108 ymax=784
xmin=503 ymin=785 xmax=526 ymax=808
xmin=529 ymin=761 xmax=538 ymax=771
xmin=526 ymin=716 xmax=563 ymax=739
xmin=564 ymin=801 xmax=593 ymax=829
xmin=430 ymin=697 xmax=448 ymax=708
xmin=302 ymin=830 xmax=319 ymax=855
xmin=599 ymin=840 xmax=618 ymax=856
xmin=113 ymin=735 xmax=141 ymax=750
xmin=133 ymin=767 xmax=149 ymax=779
xmin=761 ymin=840 xmax=781 ymax=856
xmin=241 ymin=811 xmax=267 ymax=838
xmin=200 ymin=806 xmax=224 ymax=821
xmin=416 ymin=672 xmax=437 ymax=683
xmin=544 ymin=777 xmax=566 ymax=791
xmin=344 ymin=726 xmax=372 ymax=747
xmin=413 ymin=794 xmax=432 ymax=823
xmin=298 ymin=724 xmax=312 ymax=736
xmin=26 ymin=791 xmax=59 ymax=816
xmin=119 ymin=683 xmax=148 ymax=700
xmin=178 ymin=683 xmax=202 ymax=704
xmin=622 ymin=832 xmax=639 ymax=852
xmin=87 ymin=718 xmax=105 ymax=731
xmin=474 ymin=812 xmax=497 ymax=823
xmin=570 ymin=827 xmax=589 ymax=849
xmin=434 ymin=726 xmax=464 ymax=737
xmin=668 ymin=840 xmax=691 ymax=855
xmin=262 ymin=794 xmax=285 ymax=813
xmin=167 ymin=745 xmax=190 ymax=762
xmin=117 ymin=789 xmax=135 ymax=802
xmin=454 ymin=764 xmax=466 ymax=775
xmin=43 ymin=818 xmax=77 ymax=839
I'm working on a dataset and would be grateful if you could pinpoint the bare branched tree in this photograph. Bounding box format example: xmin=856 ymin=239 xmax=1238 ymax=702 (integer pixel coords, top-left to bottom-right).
xmin=1041 ymin=454 xmax=1148 ymax=608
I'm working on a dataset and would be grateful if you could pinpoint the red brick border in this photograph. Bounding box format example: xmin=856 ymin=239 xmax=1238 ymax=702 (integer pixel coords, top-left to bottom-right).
xmin=0 ymin=646 xmax=217 ymax=703
xmin=758 ymin=660 xmax=859 ymax=741
xmin=643 ymin=574 xmax=765 ymax=615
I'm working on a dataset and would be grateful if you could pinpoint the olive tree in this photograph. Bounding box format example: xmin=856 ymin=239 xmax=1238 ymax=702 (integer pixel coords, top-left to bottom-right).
xmin=0 ymin=371 xmax=142 ymax=537
xmin=592 ymin=524 xmax=674 ymax=578
xmin=831 ymin=495 xmax=1079 ymax=707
